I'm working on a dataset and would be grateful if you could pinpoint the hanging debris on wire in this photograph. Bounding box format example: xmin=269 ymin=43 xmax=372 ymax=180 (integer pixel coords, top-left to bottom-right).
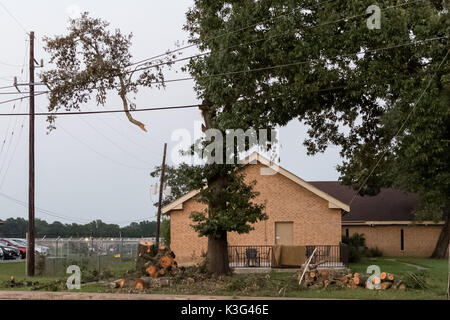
xmin=40 ymin=12 xmax=178 ymax=132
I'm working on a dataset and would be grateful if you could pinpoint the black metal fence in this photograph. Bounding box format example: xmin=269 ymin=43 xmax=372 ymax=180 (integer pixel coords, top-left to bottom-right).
xmin=228 ymin=244 xmax=348 ymax=268
xmin=306 ymin=244 xmax=348 ymax=267
xmin=228 ymin=245 xmax=273 ymax=268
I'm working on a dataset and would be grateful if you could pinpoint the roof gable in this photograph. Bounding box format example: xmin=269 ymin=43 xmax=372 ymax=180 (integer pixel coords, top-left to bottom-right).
xmin=162 ymin=153 xmax=350 ymax=214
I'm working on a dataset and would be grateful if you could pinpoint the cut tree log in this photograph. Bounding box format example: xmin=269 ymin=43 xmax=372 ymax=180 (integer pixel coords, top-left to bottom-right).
xmin=394 ymin=281 xmax=406 ymax=290
xmin=341 ymin=274 xmax=352 ymax=284
xmin=160 ymin=255 xmax=175 ymax=269
xmin=354 ymin=274 xmax=368 ymax=287
xmin=146 ymin=265 xmax=158 ymax=278
xmin=320 ymin=269 xmax=330 ymax=280
xmin=109 ymin=279 xmax=124 ymax=289
xmin=381 ymin=272 xmax=395 ymax=282
xmin=381 ymin=281 xmax=393 ymax=290
xmin=133 ymin=278 xmax=151 ymax=290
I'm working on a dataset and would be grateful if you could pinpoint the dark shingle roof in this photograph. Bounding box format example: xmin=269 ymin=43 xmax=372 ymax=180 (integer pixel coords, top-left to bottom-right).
xmin=309 ymin=182 xmax=418 ymax=221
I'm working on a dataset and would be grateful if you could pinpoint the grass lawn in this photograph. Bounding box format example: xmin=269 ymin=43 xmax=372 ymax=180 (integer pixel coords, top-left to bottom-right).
xmin=80 ymin=257 xmax=449 ymax=300
xmin=0 ymin=257 xmax=448 ymax=299
xmin=0 ymin=259 xmax=135 ymax=292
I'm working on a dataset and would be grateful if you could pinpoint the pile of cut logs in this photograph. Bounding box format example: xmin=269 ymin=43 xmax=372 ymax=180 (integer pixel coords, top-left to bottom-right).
xmin=298 ymin=262 xmax=406 ymax=290
xmin=340 ymin=271 xmax=406 ymax=290
xmin=110 ymin=241 xmax=177 ymax=291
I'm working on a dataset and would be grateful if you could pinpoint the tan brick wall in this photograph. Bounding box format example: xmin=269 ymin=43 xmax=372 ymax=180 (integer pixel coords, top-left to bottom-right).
xmin=170 ymin=163 xmax=342 ymax=264
xmin=342 ymin=225 xmax=443 ymax=257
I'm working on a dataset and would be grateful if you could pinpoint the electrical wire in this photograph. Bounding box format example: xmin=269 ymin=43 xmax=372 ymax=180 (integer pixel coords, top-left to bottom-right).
xmin=0 ymin=91 xmax=48 ymax=105
xmin=75 ymin=114 xmax=154 ymax=166
xmin=125 ymin=0 xmax=428 ymax=71
xmin=83 ymin=106 xmax=165 ymax=162
xmin=0 ymin=191 xmax=155 ymax=225
xmin=23 ymin=0 xmax=429 ymax=93
xmin=49 ymin=118 xmax=153 ymax=171
xmin=0 ymin=1 xmax=28 ymax=34
xmin=0 ymin=39 xmax=28 ymax=188
xmin=0 ymin=60 xmax=22 ymax=67
xmin=0 ymin=103 xmax=202 ymax=116
xmin=0 ymin=91 xmax=48 ymax=95
xmin=348 ymin=49 xmax=450 ymax=206
xmin=0 ymin=35 xmax=446 ymax=114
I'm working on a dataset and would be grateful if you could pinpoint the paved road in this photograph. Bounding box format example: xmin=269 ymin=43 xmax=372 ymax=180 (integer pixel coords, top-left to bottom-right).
xmin=0 ymin=291 xmax=319 ymax=300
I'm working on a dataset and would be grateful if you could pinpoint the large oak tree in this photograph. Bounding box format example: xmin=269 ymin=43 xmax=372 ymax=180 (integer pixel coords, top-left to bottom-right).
xmin=184 ymin=0 xmax=449 ymax=258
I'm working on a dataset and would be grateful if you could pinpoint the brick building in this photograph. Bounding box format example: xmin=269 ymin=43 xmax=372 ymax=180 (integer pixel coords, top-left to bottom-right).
xmin=163 ymin=153 xmax=444 ymax=264
xmin=163 ymin=153 xmax=349 ymax=264
xmin=312 ymin=182 xmax=444 ymax=257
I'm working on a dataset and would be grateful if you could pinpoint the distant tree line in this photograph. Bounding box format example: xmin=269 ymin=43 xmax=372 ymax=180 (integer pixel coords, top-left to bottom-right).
xmin=0 ymin=218 xmax=159 ymax=238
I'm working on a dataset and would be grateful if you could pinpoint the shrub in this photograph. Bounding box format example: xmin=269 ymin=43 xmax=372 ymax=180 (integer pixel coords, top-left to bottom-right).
xmin=365 ymin=247 xmax=383 ymax=257
xmin=348 ymin=246 xmax=362 ymax=263
xmin=342 ymin=233 xmax=366 ymax=263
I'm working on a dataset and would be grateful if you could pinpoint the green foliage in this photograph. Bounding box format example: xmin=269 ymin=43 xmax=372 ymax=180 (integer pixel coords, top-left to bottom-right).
xmin=41 ymin=12 xmax=174 ymax=131
xmin=342 ymin=233 xmax=366 ymax=248
xmin=364 ymin=247 xmax=383 ymax=258
xmin=342 ymin=233 xmax=366 ymax=263
xmin=161 ymin=217 xmax=171 ymax=247
xmin=184 ymin=0 xmax=449 ymax=227
xmin=191 ymin=174 xmax=267 ymax=237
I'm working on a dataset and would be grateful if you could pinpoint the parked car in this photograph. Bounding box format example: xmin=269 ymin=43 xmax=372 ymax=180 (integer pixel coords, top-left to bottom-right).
xmin=0 ymin=247 xmax=4 ymax=260
xmin=8 ymin=238 xmax=50 ymax=256
xmin=0 ymin=241 xmax=21 ymax=260
xmin=0 ymin=238 xmax=26 ymax=258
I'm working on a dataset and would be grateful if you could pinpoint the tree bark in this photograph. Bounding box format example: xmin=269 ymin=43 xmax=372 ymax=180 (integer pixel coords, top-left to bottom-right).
xmin=199 ymin=100 xmax=232 ymax=275
xmin=206 ymin=232 xmax=230 ymax=275
xmin=431 ymin=209 xmax=449 ymax=259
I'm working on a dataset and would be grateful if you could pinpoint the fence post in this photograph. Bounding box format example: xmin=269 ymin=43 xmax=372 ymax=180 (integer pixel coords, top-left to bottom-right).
xmin=120 ymin=238 xmax=123 ymax=261
xmin=97 ymin=254 xmax=101 ymax=274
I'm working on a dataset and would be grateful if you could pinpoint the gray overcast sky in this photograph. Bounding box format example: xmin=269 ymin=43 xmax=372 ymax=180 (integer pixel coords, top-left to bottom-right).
xmin=0 ymin=0 xmax=342 ymax=226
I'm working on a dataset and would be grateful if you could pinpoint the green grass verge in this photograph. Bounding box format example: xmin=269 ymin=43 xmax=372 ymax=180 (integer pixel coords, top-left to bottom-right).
xmin=0 ymin=257 xmax=447 ymax=299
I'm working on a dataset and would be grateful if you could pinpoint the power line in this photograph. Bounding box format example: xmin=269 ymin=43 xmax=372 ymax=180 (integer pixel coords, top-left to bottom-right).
xmin=0 ymin=191 xmax=91 ymax=224
xmin=0 ymin=1 xmax=430 ymax=104
xmin=31 ymin=0 xmax=428 ymax=93
xmin=0 ymin=91 xmax=47 ymax=105
xmin=0 ymin=60 xmax=22 ymax=67
xmin=53 ymin=119 xmax=154 ymax=171
xmin=0 ymin=191 xmax=155 ymax=225
xmin=76 ymin=115 xmax=154 ymax=166
xmin=125 ymin=0 xmax=336 ymax=67
xmin=0 ymin=35 xmax=442 ymax=112
xmin=83 ymin=106 xmax=165 ymax=162
xmin=0 ymin=1 xmax=28 ymax=34
xmin=125 ymin=0 xmax=428 ymax=71
xmin=0 ymin=103 xmax=202 ymax=116
xmin=0 ymin=91 xmax=48 ymax=95
xmin=348 ymin=49 xmax=450 ymax=206
xmin=0 ymin=39 xmax=27 ymax=179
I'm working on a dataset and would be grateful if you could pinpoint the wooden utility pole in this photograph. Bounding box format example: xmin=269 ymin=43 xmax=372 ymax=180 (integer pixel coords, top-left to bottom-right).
xmin=155 ymin=143 xmax=167 ymax=248
xmin=27 ymin=31 xmax=36 ymax=277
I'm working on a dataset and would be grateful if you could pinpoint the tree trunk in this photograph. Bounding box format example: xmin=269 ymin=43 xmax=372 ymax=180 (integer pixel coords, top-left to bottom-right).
xmin=206 ymin=232 xmax=230 ymax=275
xmin=431 ymin=210 xmax=449 ymax=259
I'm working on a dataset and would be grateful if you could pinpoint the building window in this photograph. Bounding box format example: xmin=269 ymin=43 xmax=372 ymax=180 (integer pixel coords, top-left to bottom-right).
xmin=345 ymin=228 xmax=349 ymax=238
xmin=400 ymin=229 xmax=404 ymax=251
